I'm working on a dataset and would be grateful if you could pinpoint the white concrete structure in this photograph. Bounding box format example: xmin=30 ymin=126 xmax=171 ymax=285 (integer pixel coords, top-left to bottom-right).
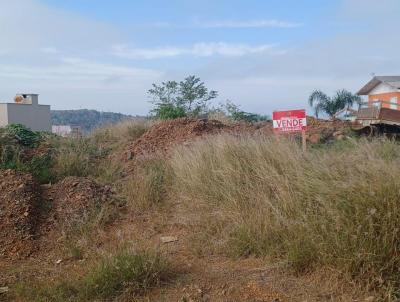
xmin=0 ymin=94 xmax=51 ymax=131
xmin=52 ymin=125 xmax=81 ymax=137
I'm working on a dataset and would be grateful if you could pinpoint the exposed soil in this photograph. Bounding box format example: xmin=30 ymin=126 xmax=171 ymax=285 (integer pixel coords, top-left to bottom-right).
xmin=42 ymin=177 xmax=114 ymax=230
xmin=21 ymin=142 xmax=52 ymax=162
xmin=306 ymin=117 xmax=352 ymax=143
xmin=0 ymin=172 xmax=114 ymax=261
xmin=121 ymin=118 xmax=257 ymax=176
xmin=125 ymin=118 xmax=229 ymax=159
xmin=0 ymin=169 xmax=41 ymax=260
xmin=123 ymin=117 xmax=351 ymax=163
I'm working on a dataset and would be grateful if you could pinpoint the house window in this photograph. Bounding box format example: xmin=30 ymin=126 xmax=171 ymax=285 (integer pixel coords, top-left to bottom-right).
xmin=372 ymin=100 xmax=380 ymax=107
xmin=390 ymin=97 xmax=398 ymax=110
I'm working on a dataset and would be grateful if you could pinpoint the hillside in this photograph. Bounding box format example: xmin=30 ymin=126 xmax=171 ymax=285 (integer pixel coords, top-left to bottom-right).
xmin=51 ymin=109 xmax=144 ymax=132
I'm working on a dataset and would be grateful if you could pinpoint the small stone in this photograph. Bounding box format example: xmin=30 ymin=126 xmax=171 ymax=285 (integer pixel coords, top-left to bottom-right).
xmin=364 ymin=297 xmax=374 ymax=302
xmin=55 ymin=259 xmax=62 ymax=264
xmin=160 ymin=236 xmax=178 ymax=243
xmin=23 ymin=211 xmax=29 ymax=217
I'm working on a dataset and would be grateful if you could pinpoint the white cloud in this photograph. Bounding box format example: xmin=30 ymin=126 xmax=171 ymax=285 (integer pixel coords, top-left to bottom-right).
xmin=0 ymin=57 xmax=163 ymax=113
xmin=112 ymin=42 xmax=283 ymax=59
xmin=1 ymin=0 xmax=399 ymax=116
xmin=0 ymin=0 xmax=164 ymax=114
xmin=0 ymin=58 xmax=162 ymax=83
xmin=198 ymin=19 xmax=303 ymax=29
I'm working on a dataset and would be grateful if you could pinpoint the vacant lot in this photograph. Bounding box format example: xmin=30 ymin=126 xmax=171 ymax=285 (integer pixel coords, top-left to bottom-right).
xmin=1 ymin=119 xmax=399 ymax=301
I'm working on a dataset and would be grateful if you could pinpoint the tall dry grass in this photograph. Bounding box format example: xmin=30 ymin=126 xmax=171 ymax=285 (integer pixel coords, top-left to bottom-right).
xmin=91 ymin=119 xmax=154 ymax=146
xmin=51 ymin=119 xmax=154 ymax=182
xmin=170 ymin=134 xmax=400 ymax=298
xmin=122 ymin=157 xmax=168 ymax=213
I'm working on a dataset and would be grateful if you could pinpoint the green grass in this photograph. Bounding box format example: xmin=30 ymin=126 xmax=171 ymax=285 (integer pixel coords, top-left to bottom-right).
xmin=170 ymin=134 xmax=400 ymax=298
xmin=15 ymin=249 xmax=170 ymax=301
xmin=0 ymin=125 xmax=55 ymax=183
xmin=51 ymin=137 xmax=103 ymax=179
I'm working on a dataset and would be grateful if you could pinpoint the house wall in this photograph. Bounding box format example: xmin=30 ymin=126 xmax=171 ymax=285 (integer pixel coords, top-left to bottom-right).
xmin=368 ymin=83 xmax=400 ymax=110
xmin=368 ymin=92 xmax=400 ymax=110
xmin=6 ymin=103 xmax=51 ymax=131
xmin=0 ymin=104 xmax=9 ymax=127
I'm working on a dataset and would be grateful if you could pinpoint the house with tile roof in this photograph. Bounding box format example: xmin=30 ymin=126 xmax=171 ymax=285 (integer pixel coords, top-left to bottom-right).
xmin=358 ymin=76 xmax=400 ymax=110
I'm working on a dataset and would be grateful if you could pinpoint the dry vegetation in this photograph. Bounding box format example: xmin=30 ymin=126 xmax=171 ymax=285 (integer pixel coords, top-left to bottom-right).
xmin=171 ymin=135 xmax=400 ymax=299
xmin=16 ymin=248 xmax=170 ymax=302
xmin=2 ymin=119 xmax=400 ymax=301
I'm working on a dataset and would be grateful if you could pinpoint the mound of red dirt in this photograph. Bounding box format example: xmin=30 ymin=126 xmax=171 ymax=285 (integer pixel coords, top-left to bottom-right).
xmin=125 ymin=118 xmax=230 ymax=159
xmin=306 ymin=117 xmax=352 ymax=143
xmin=0 ymin=171 xmax=114 ymax=259
xmin=0 ymin=169 xmax=40 ymax=259
xmin=44 ymin=177 xmax=113 ymax=229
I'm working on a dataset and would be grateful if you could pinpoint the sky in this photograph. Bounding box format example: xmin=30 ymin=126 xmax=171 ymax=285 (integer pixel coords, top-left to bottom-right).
xmin=0 ymin=0 xmax=399 ymax=115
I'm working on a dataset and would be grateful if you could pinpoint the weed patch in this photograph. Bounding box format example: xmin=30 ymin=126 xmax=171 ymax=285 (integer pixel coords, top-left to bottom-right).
xmin=15 ymin=249 xmax=170 ymax=301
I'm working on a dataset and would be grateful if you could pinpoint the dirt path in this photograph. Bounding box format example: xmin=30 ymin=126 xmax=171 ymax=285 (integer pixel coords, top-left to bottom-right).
xmin=0 ymin=188 xmax=362 ymax=302
xmin=108 ymin=196 xmax=359 ymax=302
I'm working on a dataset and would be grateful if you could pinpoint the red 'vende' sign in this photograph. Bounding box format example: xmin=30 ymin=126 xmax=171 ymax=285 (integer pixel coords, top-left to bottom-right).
xmin=273 ymin=109 xmax=307 ymax=133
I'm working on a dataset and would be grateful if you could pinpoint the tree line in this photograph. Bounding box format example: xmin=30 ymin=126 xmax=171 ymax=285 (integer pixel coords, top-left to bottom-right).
xmin=149 ymin=75 xmax=361 ymax=121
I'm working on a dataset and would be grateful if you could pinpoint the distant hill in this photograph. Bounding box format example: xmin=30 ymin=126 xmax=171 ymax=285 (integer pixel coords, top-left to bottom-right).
xmin=51 ymin=109 xmax=145 ymax=133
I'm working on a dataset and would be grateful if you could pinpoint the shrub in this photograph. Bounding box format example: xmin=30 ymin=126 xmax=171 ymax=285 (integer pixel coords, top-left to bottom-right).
xmin=16 ymin=249 xmax=169 ymax=301
xmin=26 ymin=153 xmax=54 ymax=183
xmin=52 ymin=138 xmax=102 ymax=179
xmin=5 ymin=124 xmax=42 ymax=147
xmin=170 ymin=135 xmax=400 ymax=296
xmin=0 ymin=126 xmax=54 ymax=183
xmin=153 ymin=103 xmax=186 ymax=120
xmin=81 ymin=250 xmax=168 ymax=299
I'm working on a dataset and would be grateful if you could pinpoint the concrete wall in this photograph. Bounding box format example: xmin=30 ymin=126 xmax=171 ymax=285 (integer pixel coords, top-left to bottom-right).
xmin=0 ymin=104 xmax=9 ymax=127
xmin=6 ymin=103 xmax=51 ymax=131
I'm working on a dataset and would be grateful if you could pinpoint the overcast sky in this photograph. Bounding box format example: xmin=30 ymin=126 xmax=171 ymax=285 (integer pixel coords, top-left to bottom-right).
xmin=0 ymin=0 xmax=398 ymax=115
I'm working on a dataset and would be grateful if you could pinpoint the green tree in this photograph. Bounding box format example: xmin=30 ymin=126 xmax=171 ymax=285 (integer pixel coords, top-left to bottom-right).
xmin=223 ymin=100 xmax=268 ymax=123
xmin=148 ymin=76 xmax=218 ymax=119
xmin=308 ymin=89 xmax=361 ymax=119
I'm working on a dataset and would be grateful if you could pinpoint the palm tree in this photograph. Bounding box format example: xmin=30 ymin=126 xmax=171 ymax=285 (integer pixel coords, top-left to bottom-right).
xmin=308 ymin=89 xmax=361 ymax=119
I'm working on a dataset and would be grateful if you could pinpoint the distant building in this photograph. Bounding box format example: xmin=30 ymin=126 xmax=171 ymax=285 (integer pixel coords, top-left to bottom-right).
xmin=52 ymin=125 xmax=82 ymax=138
xmin=357 ymin=76 xmax=400 ymax=110
xmin=0 ymin=94 xmax=51 ymax=131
